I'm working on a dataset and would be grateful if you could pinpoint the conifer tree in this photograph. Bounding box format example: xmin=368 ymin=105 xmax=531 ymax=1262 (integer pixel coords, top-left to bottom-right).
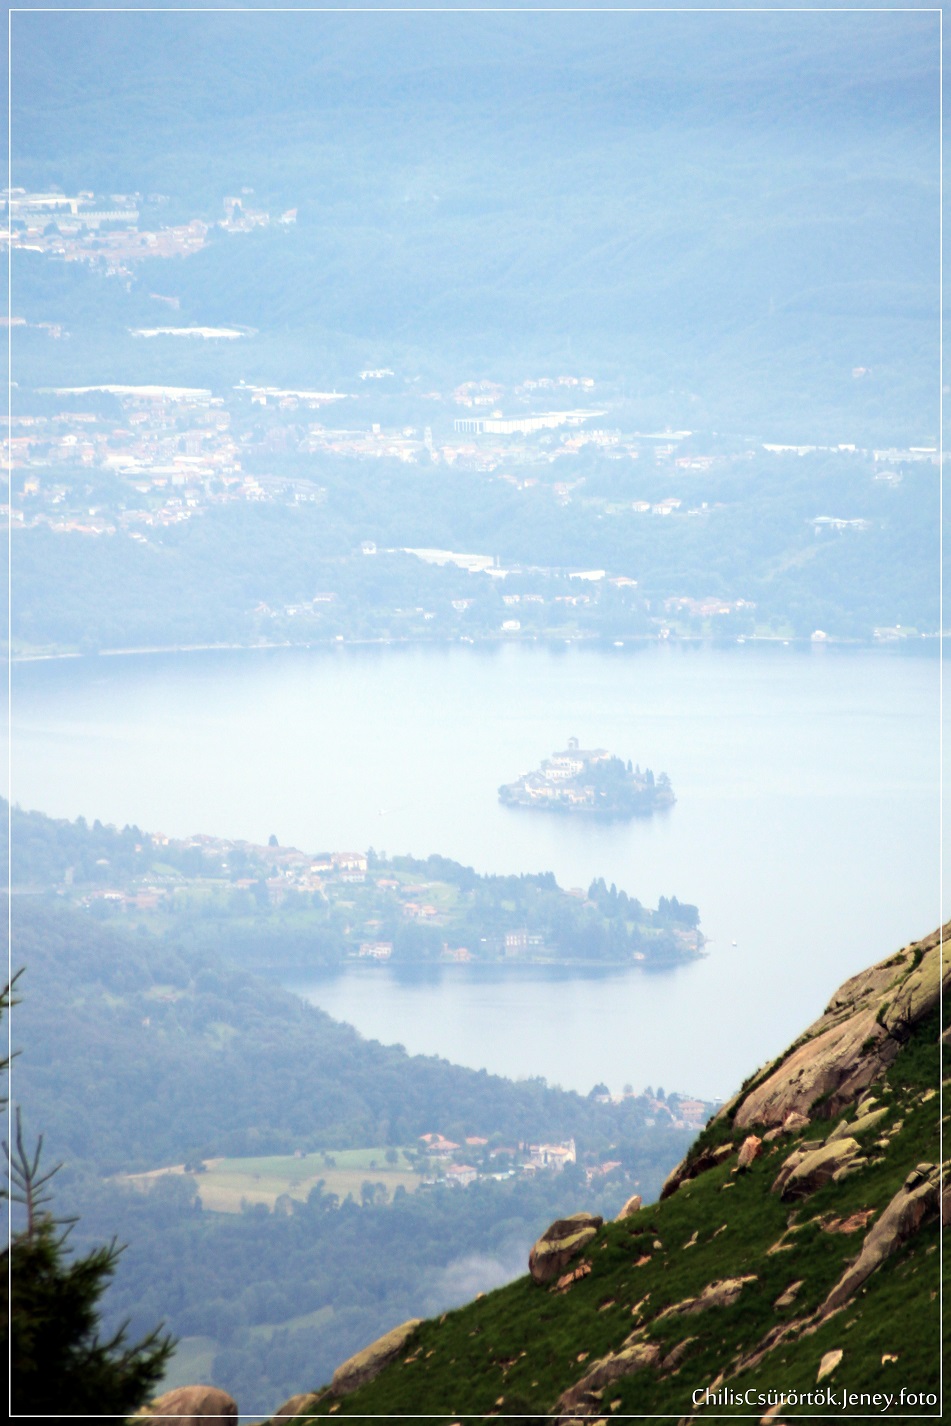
xmin=1 ymin=978 xmax=174 ymax=1416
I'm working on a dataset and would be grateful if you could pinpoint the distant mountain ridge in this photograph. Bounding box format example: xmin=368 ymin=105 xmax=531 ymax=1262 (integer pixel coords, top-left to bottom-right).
xmin=260 ymin=923 xmax=945 ymax=1421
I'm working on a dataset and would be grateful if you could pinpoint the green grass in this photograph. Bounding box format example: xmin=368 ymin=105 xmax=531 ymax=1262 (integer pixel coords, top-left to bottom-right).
xmin=120 ymin=1147 xmax=421 ymax=1213
xmin=250 ymin=1306 xmax=334 ymax=1341
xmin=292 ymin=1005 xmax=943 ymax=1421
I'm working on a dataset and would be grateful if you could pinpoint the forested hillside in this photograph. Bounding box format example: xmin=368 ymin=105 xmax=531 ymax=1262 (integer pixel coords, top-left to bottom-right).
xmin=10 ymin=891 xmax=697 ymax=1414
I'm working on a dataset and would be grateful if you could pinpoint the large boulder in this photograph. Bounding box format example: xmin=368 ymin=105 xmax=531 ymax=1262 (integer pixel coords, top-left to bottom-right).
xmin=330 ymin=1318 xmax=422 ymax=1396
xmin=731 ymin=926 xmax=950 ymax=1129
xmin=528 ymin=1211 xmax=602 ymax=1285
xmin=615 ymin=1192 xmax=643 ymax=1221
xmin=771 ymin=1138 xmax=862 ymax=1200
xmin=138 ymin=1386 xmax=237 ymax=1425
xmin=821 ymin=1165 xmax=939 ymax=1314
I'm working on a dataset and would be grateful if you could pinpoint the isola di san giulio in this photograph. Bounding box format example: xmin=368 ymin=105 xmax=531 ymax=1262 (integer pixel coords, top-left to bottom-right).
xmin=498 ymin=737 xmax=675 ymax=818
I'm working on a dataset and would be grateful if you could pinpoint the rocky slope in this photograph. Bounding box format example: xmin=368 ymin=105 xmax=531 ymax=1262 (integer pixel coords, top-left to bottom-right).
xmin=169 ymin=924 xmax=948 ymax=1423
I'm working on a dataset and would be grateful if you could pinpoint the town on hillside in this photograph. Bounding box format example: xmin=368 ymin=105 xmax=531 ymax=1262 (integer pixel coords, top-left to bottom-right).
xmin=5 ymin=191 xmax=936 ymax=656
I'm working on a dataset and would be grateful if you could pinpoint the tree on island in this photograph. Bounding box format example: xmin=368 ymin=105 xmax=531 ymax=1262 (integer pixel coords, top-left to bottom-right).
xmin=2 ymin=979 xmax=174 ymax=1416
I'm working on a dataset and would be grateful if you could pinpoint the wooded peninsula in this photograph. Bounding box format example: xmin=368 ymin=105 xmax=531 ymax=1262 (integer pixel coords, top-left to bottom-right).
xmin=7 ymin=801 xmax=700 ymax=969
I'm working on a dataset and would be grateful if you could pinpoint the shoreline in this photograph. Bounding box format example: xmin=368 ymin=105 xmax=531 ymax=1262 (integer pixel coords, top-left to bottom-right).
xmin=8 ymin=630 xmax=938 ymax=665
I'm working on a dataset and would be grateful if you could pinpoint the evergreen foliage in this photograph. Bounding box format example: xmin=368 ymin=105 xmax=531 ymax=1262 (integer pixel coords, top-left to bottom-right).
xmin=6 ymin=1218 xmax=173 ymax=1418
xmin=1 ymin=981 xmax=174 ymax=1417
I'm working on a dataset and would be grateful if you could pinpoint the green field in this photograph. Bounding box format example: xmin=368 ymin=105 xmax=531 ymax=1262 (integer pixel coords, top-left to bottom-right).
xmin=122 ymin=1147 xmax=422 ymax=1213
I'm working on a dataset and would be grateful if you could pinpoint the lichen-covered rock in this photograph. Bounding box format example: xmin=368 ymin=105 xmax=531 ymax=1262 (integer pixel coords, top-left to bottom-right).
xmin=771 ymin=1138 xmax=861 ymax=1200
xmin=826 ymin=1106 xmax=889 ymax=1143
xmin=138 ymin=1386 xmax=237 ymax=1426
xmin=529 ymin=1212 xmax=603 ymax=1285
xmin=330 ymin=1318 xmax=422 ymax=1396
xmin=615 ymin=1192 xmax=643 ymax=1221
xmin=554 ymin=1341 xmax=661 ymax=1416
xmin=821 ymin=1166 xmax=939 ymax=1314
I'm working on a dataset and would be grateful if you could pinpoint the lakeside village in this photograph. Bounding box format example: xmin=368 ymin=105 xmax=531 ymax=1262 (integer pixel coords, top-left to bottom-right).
xmin=74 ymin=834 xmax=704 ymax=966
xmin=39 ymin=810 xmax=703 ymax=967
xmin=5 ymin=184 xmax=937 ymax=652
xmin=499 ymin=738 xmax=675 ymax=818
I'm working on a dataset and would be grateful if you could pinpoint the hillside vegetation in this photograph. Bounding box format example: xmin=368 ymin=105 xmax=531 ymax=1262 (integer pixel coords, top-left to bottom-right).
xmin=270 ymin=924 xmax=945 ymax=1422
xmin=9 ymin=830 xmax=700 ymax=1414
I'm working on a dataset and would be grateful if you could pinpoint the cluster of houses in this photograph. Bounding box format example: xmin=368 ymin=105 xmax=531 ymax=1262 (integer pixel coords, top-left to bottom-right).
xmin=500 ymin=739 xmax=613 ymax=809
xmin=663 ymin=595 xmax=758 ymax=620
xmin=1 ymin=189 xmax=295 ymax=280
xmin=417 ymin=1132 xmax=580 ymax=1188
xmin=591 ymin=1088 xmax=710 ymax=1133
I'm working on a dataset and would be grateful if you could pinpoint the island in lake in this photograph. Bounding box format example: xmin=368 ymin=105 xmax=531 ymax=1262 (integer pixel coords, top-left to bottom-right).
xmin=499 ymin=737 xmax=675 ymax=818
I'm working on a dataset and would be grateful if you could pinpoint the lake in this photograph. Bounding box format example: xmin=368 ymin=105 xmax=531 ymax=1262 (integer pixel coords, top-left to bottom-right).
xmin=12 ymin=640 xmax=941 ymax=1100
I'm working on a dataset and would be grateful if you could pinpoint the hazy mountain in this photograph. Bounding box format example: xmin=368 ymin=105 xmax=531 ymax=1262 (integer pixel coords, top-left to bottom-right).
xmin=10 ymin=4 xmax=939 ymax=436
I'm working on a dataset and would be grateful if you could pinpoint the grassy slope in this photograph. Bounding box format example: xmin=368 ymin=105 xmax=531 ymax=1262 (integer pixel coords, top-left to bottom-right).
xmin=291 ymin=982 xmax=943 ymax=1421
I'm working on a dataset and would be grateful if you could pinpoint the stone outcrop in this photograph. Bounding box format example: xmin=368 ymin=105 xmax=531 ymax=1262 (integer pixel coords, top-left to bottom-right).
xmin=773 ymin=1279 xmax=803 ymax=1309
xmin=616 ymin=1192 xmax=643 ymax=1220
xmin=138 ymin=1386 xmax=237 ymax=1425
xmin=771 ymin=1138 xmax=862 ymax=1200
xmin=528 ymin=1212 xmax=603 ymax=1285
xmin=660 ymin=1142 xmax=734 ymax=1200
xmin=821 ymin=1164 xmax=939 ymax=1314
xmin=659 ymin=1336 xmax=696 ymax=1374
xmin=730 ymin=925 xmax=949 ymax=1129
xmin=554 ymin=1341 xmax=662 ymax=1416
xmin=817 ymin=1348 xmax=843 ymax=1382
xmin=657 ymin=1275 xmax=758 ymax=1320
xmin=552 ymin=1262 xmax=592 ymax=1293
xmin=265 ymin=1391 xmax=324 ymax=1424
xmin=736 ymin=1135 xmax=763 ymax=1170
xmin=330 ymin=1318 xmax=421 ymax=1396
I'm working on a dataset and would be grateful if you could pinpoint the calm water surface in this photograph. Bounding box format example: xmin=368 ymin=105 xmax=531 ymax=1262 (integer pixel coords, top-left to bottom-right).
xmin=12 ymin=642 xmax=941 ymax=1099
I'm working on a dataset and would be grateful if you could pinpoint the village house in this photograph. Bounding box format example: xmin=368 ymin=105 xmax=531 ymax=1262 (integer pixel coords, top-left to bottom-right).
xmin=445 ymin=1164 xmax=478 ymax=1187
xmin=358 ymin=941 xmax=393 ymax=960
xmin=504 ymin=930 xmax=544 ymax=955
xmin=418 ymin=1133 xmax=459 ymax=1158
xmin=528 ymin=1139 xmax=576 ymax=1171
xmin=333 ymin=852 xmax=368 ymax=873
